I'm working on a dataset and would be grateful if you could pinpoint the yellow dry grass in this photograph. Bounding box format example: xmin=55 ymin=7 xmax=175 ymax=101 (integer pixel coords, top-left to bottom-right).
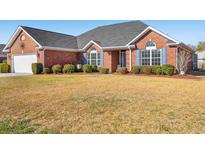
xmin=0 ymin=74 xmax=205 ymax=134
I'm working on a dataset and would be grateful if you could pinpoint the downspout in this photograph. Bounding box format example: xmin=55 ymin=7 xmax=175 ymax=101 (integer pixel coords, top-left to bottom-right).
xmin=128 ymin=46 xmax=132 ymax=71
xmin=176 ymin=46 xmax=180 ymax=73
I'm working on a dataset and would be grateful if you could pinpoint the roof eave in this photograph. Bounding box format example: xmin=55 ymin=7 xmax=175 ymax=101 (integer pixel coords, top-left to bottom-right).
xmin=40 ymin=46 xmax=84 ymax=52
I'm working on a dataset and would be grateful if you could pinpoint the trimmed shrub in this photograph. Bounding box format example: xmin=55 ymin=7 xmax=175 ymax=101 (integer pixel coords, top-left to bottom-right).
xmin=155 ymin=67 xmax=162 ymax=75
xmin=52 ymin=64 xmax=62 ymax=74
xmin=63 ymin=64 xmax=75 ymax=73
xmin=142 ymin=66 xmax=152 ymax=74
xmin=131 ymin=66 xmax=141 ymax=74
xmin=82 ymin=64 xmax=92 ymax=73
xmin=161 ymin=64 xmax=175 ymax=76
xmin=2 ymin=59 xmax=7 ymax=63
xmin=91 ymin=65 xmax=98 ymax=72
xmin=99 ymin=67 xmax=109 ymax=74
xmin=116 ymin=67 xmax=128 ymax=74
xmin=151 ymin=66 xmax=161 ymax=75
xmin=32 ymin=63 xmax=43 ymax=74
xmin=43 ymin=68 xmax=50 ymax=74
xmin=0 ymin=63 xmax=9 ymax=73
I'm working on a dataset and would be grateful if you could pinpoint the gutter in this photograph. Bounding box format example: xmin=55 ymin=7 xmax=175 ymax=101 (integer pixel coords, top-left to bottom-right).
xmin=39 ymin=46 xmax=84 ymax=52
xmin=102 ymin=45 xmax=135 ymax=50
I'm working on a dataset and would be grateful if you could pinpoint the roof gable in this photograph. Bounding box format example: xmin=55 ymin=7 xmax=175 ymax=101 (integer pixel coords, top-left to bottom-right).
xmin=21 ymin=26 xmax=78 ymax=49
xmin=77 ymin=21 xmax=149 ymax=48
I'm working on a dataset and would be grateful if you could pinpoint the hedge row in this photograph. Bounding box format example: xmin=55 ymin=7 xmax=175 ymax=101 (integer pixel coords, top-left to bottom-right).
xmin=131 ymin=65 xmax=175 ymax=76
xmin=31 ymin=63 xmax=109 ymax=74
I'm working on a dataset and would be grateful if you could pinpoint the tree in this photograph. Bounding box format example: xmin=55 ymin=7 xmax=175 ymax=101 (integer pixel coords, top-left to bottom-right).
xmin=177 ymin=50 xmax=192 ymax=74
xmin=196 ymin=41 xmax=205 ymax=52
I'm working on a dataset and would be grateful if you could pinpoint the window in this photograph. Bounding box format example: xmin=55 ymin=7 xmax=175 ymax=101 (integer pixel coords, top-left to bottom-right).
xmin=146 ymin=41 xmax=156 ymax=48
xmin=141 ymin=41 xmax=161 ymax=66
xmin=142 ymin=50 xmax=150 ymax=65
xmin=151 ymin=49 xmax=161 ymax=65
xmin=87 ymin=49 xmax=101 ymax=66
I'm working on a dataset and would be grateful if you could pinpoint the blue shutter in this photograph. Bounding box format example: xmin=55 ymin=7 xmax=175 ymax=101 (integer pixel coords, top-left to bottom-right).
xmin=136 ymin=49 xmax=141 ymax=65
xmin=83 ymin=52 xmax=87 ymax=64
xmin=162 ymin=48 xmax=167 ymax=64
xmin=100 ymin=50 xmax=104 ymax=66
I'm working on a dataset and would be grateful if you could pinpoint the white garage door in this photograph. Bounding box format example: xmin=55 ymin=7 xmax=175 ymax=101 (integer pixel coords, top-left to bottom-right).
xmin=13 ymin=54 xmax=37 ymax=73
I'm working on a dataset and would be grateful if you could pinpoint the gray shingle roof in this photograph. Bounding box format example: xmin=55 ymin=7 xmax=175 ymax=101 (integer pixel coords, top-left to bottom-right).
xmin=0 ymin=44 xmax=6 ymax=56
xmin=20 ymin=21 xmax=182 ymax=50
xmin=21 ymin=26 xmax=78 ymax=49
xmin=77 ymin=21 xmax=149 ymax=48
xmin=21 ymin=21 xmax=148 ymax=49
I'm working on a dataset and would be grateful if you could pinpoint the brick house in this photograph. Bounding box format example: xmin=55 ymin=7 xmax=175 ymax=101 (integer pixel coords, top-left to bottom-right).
xmin=3 ymin=21 xmax=193 ymax=73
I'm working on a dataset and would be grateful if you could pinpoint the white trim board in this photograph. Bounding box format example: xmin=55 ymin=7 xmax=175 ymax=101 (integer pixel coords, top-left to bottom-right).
xmin=127 ymin=26 xmax=179 ymax=46
xmin=82 ymin=40 xmax=102 ymax=50
xmin=3 ymin=26 xmax=42 ymax=52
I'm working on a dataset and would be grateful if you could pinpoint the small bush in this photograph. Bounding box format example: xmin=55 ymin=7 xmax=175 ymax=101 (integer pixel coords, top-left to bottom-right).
xmin=2 ymin=59 xmax=7 ymax=63
xmin=99 ymin=67 xmax=109 ymax=74
xmin=161 ymin=64 xmax=175 ymax=76
xmin=63 ymin=64 xmax=75 ymax=73
xmin=155 ymin=67 xmax=162 ymax=75
xmin=32 ymin=63 xmax=43 ymax=74
xmin=116 ymin=67 xmax=128 ymax=74
xmin=43 ymin=68 xmax=50 ymax=74
xmin=82 ymin=64 xmax=92 ymax=73
xmin=91 ymin=65 xmax=98 ymax=72
xmin=151 ymin=66 xmax=161 ymax=75
xmin=131 ymin=66 xmax=141 ymax=74
xmin=0 ymin=63 xmax=9 ymax=73
xmin=52 ymin=64 xmax=62 ymax=74
xmin=142 ymin=66 xmax=152 ymax=74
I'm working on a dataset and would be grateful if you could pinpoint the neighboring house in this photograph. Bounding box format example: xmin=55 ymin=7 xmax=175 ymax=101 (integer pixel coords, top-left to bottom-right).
xmin=3 ymin=21 xmax=194 ymax=73
xmin=0 ymin=44 xmax=7 ymax=62
xmin=196 ymin=51 xmax=205 ymax=69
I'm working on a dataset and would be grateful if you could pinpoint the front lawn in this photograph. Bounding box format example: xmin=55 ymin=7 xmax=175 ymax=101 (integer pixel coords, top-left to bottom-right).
xmin=0 ymin=74 xmax=205 ymax=133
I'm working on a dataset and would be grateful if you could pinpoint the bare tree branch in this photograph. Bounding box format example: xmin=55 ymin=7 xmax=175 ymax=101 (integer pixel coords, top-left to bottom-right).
xmin=177 ymin=49 xmax=192 ymax=74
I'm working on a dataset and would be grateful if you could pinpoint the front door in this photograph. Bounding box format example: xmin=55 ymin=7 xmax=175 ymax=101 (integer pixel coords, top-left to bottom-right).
xmin=120 ymin=50 xmax=126 ymax=67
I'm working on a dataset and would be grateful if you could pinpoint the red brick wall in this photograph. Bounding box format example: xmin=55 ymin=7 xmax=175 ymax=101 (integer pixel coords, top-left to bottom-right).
xmin=44 ymin=50 xmax=83 ymax=68
xmin=10 ymin=31 xmax=39 ymax=54
xmin=132 ymin=30 xmax=177 ymax=67
xmin=167 ymin=46 xmax=176 ymax=67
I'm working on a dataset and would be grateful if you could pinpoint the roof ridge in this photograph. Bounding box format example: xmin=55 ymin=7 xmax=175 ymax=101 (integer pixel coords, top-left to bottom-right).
xmin=77 ymin=20 xmax=148 ymax=37
xmin=97 ymin=20 xmax=147 ymax=28
xmin=20 ymin=26 xmax=76 ymax=38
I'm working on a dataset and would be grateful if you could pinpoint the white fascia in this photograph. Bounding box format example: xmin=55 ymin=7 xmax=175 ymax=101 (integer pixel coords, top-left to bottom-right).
xmin=41 ymin=46 xmax=83 ymax=52
xmin=127 ymin=26 xmax=179 ymax=46
xmin=102 ymin=45 xmax=135 ymax=50
xmin=3 ymin=26 xmax=42 ymax=52
xmin=82 ymin=40 xmax=102 ymax=50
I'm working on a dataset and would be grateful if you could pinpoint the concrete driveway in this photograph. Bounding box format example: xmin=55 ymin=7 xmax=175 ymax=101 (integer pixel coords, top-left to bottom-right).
xmin=0 ymin=73 xmax=32 ymax=78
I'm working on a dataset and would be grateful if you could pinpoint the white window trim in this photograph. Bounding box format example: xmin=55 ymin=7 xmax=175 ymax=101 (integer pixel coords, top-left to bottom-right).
xmin=141 ymin=49 xmax=162 ymax=66
xmin=88 ymin=49 xmax=100 ymax=66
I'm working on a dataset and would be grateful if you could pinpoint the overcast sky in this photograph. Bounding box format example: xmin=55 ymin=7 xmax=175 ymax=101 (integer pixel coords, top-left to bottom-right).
xmin=0 ymin=20 xmax=204 ymax=46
